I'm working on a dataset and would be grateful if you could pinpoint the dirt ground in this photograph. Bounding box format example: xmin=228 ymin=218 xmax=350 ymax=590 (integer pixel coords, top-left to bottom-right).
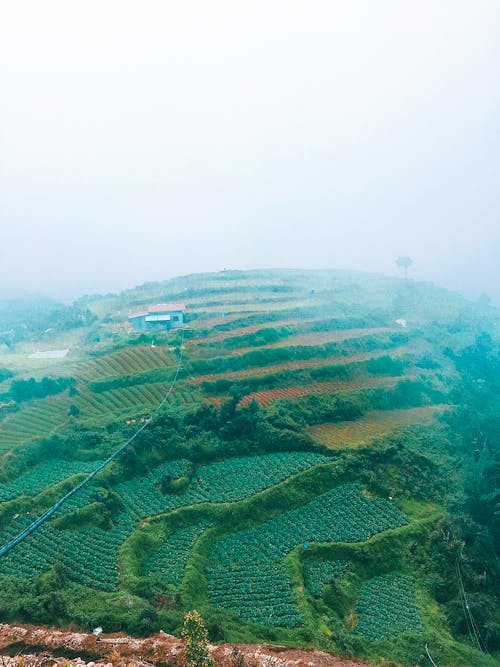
xmin=0 ymin=623 xmax=376 ymax=667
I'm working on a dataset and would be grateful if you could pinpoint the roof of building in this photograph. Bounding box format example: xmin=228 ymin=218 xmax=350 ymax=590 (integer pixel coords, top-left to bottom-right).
xmin=129 ymin=303 xmax=186 ymax=319
xmin=148 ymin=303 xmax=186 ymax=312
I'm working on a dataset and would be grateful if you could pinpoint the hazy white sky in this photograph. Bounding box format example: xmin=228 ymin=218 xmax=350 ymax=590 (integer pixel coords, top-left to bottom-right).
xmin=1 ymin=1 xmax=499 ymax=301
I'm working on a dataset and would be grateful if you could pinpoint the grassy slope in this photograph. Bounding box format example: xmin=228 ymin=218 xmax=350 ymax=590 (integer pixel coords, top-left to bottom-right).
xmin=0 ymin=268 xmax=498 ymax=666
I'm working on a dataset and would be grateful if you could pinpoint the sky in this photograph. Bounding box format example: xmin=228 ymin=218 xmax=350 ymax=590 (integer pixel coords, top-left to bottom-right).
xmin=1 ymin=1 xmax=499 ymax=302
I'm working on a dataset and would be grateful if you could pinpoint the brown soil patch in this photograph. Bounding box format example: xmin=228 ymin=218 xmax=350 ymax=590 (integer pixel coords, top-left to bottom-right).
xmin=0 ymin=623 xmax=375 ymax=667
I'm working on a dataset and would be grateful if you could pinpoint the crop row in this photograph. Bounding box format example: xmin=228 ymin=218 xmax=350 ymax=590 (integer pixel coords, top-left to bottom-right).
xmin=191 ymin=346 xmax=409 ymax=385
xmin=208 ymin=563 xmax=304 ymax=627
xmin=75 ymin=346 xmax=173 ymax=380
xmin=253 ymin=327 xmax=392 ymax=351
xmin=354 ymin=573 xmax=423 ymax=640
xmin=238 ymin=377 xmax=398 ymax=408
xmin=116 ymin=452 xmax=330 ymax=520
xmin=303 ymin=560 xmax=348 ymax=597
xmin=0 ymin=400 xmax=69 ymax=448
xmin=308 ymin=406 xmax=441 ymax=449
xmin=0 ymin=459 xmax=103 ymax=502
xmin=142 ymin=520 xmax=211 ymax=586
xmin=211 ymin=484 xmax=407 ymax=569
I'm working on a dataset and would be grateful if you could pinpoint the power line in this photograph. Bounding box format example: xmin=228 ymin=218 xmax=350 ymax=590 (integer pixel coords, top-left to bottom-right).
xmin=455 ymin=551 xmax=487 ymax=654
xmin=425 ymin=643 xmax=438 ymax=667
xmin=0 ymin=330 xmax=185 ymax=559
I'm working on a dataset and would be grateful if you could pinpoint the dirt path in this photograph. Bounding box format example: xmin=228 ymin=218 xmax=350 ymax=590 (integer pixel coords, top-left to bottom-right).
xmin=0 ymin=623 xmax=376 ymax=667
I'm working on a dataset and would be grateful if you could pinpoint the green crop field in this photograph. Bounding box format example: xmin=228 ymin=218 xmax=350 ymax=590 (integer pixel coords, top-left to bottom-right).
xmin=0 ymin=268 xmax=498 ymax=667
xmin=354 ymin=573 xmax=424 ymax=641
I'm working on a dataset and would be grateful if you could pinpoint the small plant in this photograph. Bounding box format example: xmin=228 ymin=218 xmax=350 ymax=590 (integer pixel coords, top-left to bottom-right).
xmin=182 ymin=610 xmax=213 ymax=667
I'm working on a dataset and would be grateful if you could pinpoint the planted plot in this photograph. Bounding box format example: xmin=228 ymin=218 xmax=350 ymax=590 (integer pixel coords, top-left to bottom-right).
xmin=304 ymin=560 xmax=348 ymax=597
xmin=239 ymin=377 xmax=398 ymax=408
xmin=0 ymin=499 xmax=136 ymax=591
xmin=259 ymin=327 xmax=392 ymax=351
xmin=142 ymin=520 xmax=211 ymax=586
xmin=308 ymin=406 xmax=444 ymax=449
xmin=0 ymin=399 xmax=70 ymax=449
xmin=75 ymin=346 xmax=174 ymax=381
xmin=208 ymin=563 xmax=304 ymax=627
xmin=117 ymin=452 xmax=331 ymax=519
xmin=209 ymin=485 xmax=408 ymax=626
xmin=354 ymin=573 xmax=423 ymax=640
xmin=191 ymin=346 xmax=410 ymax=385
xmin=0 ymin=452 xmax=330 ymax=592
xmin=211 ymin=484 xmax=408 ymax=569
xmin=0 ymin=459 xmax=102 ymax=502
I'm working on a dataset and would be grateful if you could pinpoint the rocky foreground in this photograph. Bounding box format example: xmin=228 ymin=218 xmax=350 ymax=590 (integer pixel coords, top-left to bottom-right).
xmin=0 ymin=623 xmax=375 ymax=667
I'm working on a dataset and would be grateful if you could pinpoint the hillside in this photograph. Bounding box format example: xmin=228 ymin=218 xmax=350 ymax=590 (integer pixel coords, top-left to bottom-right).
xmin=0 ymin=268 xmax=498 ymax=667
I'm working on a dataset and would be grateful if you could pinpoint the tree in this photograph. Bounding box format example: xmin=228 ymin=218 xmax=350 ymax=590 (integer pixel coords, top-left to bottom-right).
xmin=182 ymin=610 xmax=213 ymax=667
xmin=396 ymin=256 xmax=412 ymax=280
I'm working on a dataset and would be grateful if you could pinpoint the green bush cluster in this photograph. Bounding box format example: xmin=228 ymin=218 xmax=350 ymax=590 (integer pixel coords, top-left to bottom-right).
xmin=303 ymin=560 xmax=348 ymax=597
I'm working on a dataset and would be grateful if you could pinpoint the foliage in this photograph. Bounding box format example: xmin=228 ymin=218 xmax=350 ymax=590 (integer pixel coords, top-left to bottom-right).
xmin=10 ymin=376 xmax=75 ymax=403
xmin=182 ymin=610 xmax=213 ymax=667
xmin=303 ymin=560 xmax=348 ymax=596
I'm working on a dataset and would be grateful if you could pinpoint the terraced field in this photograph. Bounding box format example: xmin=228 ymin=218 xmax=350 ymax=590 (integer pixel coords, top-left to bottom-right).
xmin=0 ymin=452 xmax=331 ymax=589
xmin=189 ymin=345 xmax=413 ymax=385
xmin=1 ymin=269 xmax=491 ymax=666
xmin=238 ymin=376 xmax=399 ymax=408
xmin=208 ymin=484 xmax=408 ymax=627
xmin=308 ymin=406 xmax=445 ymax=449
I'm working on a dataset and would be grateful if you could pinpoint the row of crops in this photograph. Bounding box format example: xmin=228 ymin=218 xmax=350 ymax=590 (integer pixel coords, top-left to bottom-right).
xmin=238 ymin=377 xmax=398 ymax=408
xmin=303 ymin=560 xmax=348 ymax=597
xmin=354 ymin=573 xmax=423 ymax=640
xmin=208 ymin=485 xmax=408 ymax=626
xmin=191 ymin=345 xmax=409 ymax=385
xmin=142 ymin=520 xmax=211 ymax=586
xmin=0 ymin=459 xmax=102 ymax=502
xmin=208 ymin=563 xmax=304 ymax=627
xmin=256 ymin=327 xmax=391 ymax=351
xmin=116 ymin=452 xmax=331 ymax=520
xmin=308 ymin=406 xmax=442 ymax=449
xmin=0 ymin=379 xmax=196 ymax=448
xmin=74 ymin=345 xmax=174 ymax=381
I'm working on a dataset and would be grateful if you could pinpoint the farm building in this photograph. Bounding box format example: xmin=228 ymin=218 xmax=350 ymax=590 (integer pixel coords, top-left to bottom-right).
xmin=128 ymin=303 xmax=186 ymax=331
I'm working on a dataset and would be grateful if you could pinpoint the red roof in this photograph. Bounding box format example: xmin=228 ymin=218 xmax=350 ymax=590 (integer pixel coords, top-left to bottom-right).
xmin=148 ymin=303 xmax=186 ymax=312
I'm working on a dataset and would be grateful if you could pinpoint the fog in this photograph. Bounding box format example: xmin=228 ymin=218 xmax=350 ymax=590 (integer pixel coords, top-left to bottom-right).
xmin=1 ymin=1 xmax=499 ymax=302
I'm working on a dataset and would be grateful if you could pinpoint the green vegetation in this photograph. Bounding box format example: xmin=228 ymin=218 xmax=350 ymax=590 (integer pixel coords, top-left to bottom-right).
xmin=0 ymin=268 xmax=498 ymax=667
xmin=304 ymin=560 xmax=348 ymax=596
xmin=353 ymin=573 xmax=423 ymax=640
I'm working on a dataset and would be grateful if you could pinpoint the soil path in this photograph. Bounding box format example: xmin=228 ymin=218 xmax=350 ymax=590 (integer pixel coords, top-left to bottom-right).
xmin=0 ymin=623 xmax=376 ymax=667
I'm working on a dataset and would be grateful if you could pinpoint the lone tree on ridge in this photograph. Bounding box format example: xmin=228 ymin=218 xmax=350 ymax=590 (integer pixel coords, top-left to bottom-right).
xmin=182 ymin=610 xmax=213 ymax=667
xmin=396 ymin=256 xmax=413 ymax=280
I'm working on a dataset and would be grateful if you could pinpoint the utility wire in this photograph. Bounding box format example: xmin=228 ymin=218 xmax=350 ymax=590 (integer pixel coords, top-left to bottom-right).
xmin=455 ymin=551 xmax=487 ymax=654
xmin=425 ymin=643 xmax=438 ymax=667
xmin=0 ymin=331 xmax=185 ymax=559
